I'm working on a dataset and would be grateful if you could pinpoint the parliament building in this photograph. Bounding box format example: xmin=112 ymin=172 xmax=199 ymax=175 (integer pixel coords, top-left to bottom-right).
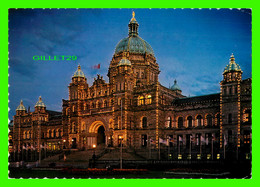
xmin=9 ymin=12 xmax=251 ymax=161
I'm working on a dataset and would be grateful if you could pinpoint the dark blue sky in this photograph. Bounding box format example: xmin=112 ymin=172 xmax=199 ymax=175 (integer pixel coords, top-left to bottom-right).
xmin=8 ymin=9 xmax=251 ymax=119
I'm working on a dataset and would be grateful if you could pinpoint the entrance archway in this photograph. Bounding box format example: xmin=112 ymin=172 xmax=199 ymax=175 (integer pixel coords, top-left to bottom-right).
xmin=97 ymin=126 xmax=105 ymax=145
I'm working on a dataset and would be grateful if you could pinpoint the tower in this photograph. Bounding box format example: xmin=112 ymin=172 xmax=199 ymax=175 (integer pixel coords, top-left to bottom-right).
xmin=220 ymin=54 xmax=243 ymax=158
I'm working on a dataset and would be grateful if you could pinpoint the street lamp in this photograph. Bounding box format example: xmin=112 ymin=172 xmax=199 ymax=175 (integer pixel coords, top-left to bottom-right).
xmin=92 ymin=144 xmax=96 ymax=168
xmin=119 ymin=136 xmax=123 ymax=169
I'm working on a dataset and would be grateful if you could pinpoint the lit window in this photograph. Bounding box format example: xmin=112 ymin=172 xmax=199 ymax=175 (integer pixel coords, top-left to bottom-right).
xmin=139 ymin=96 xmax=145 ymax=105
xmin=146 ymin=95 xmax=152 ymax=104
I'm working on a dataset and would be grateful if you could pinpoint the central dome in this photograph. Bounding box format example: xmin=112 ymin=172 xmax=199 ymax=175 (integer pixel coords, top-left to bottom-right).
xmin=115 ymin=36 xmax=154 ymax=55
xmin=114 ymin=11 xmax=154 ymax=56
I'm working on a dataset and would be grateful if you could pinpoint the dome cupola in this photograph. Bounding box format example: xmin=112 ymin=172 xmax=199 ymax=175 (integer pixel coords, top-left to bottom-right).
xmin=114 ymin=11 xmax=155 ymax=56
xmin=223 ymin=53 xmax=243 ymax=74
xmin=35 ymin=96 xmax=46 ymax=107
xmin=16 ymin=100 xmax=26 ymax=111
xmin=171 ymin=79 xmax=181 ymax=91
xmin=73 ymin=65 xmax=86 ymax=78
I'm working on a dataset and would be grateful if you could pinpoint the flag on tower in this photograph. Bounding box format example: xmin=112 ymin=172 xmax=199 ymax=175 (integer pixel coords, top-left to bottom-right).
xmin=159 ymin=138 xmax=168 ymax=145
xmin=93 ymin=64 xmax=101 ymax=69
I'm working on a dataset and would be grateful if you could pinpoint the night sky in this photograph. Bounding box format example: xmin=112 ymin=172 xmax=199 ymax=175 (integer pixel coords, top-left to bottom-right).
xmin=8 ymin=9 xmax=252 ymax=119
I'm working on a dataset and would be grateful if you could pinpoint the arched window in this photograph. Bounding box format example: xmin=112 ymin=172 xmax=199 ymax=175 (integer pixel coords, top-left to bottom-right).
xmin=166 ymin=117 xmax=171 ymax=128
xmin=197 ymin=115 xmax=202 ymax=127
xmin=142 ymin=117 xmax=147 ymax=128
xmin=139 ymin=96 xmax=145 ymax=105
xmin=187 ymin=116 xmax=193 ymax=128
xmin=23 ymin=131 xmax=26 ymax=139
xmin=178 ymin=117 xmax=183 ymax=128
xmin=56 ymin=129 xmax=59 ymax=137
xmin=146 ymin=95 xmax=152 ymax=104
xmin=206 ymin=114 xmax=212 ymax=126
xmin=52 ymin=129 xmax=55 ymax=138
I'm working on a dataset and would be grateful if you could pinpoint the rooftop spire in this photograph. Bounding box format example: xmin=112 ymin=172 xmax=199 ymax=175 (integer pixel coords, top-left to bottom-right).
xmin=128 ymin=11 xmax=139 ymax=37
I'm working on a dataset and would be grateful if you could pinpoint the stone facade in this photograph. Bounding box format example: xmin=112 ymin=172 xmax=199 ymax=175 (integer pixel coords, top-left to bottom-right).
xmin=9 ymin=12 xmax=251 ymax=161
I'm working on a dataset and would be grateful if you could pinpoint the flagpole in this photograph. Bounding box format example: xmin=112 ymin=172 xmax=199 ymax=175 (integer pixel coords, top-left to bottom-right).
xmin=211 ymin=136 xmax=214 ymax=160
xmin=178 ymin=137 xmax=180 ymax=156
xmin=158 ymin=137 xmax=161 ymax=160
xmin=200 ymin=136 xmax=202 ymax=156
xmin=189 ymin=136 xmax=192 ymax=158
xmin=224 ymin=135 xmax=226 ymax=160
xmin=149 ymin=138 xmax=151 ymax=159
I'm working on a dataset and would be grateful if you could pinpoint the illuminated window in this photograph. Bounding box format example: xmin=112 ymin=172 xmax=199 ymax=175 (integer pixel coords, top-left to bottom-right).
xmin=243 ymin=109 xmax=251 ymax=123
xmin=56 ymin=129 xmax=60 ymax=137
xmin=166 ymin=117 xmax=172 ymax=128
xmin=146 ymin=95 xmax=152 ymax=104
xmin=47 ymin=129 xmax=51 ymax=138
xmin=139 ymin=96 xmax=145 ymax=105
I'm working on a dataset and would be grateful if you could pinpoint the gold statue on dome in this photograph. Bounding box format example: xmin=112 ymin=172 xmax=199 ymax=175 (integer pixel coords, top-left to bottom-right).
xmin=131 ymin=10 xmax=136 ymax=21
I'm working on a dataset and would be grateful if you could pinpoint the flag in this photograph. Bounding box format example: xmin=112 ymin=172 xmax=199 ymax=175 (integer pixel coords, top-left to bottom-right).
xmin=201 ymin=135 xmax=206 ymax=143
xmin=150 ymin=138 xmax=156 ymax=145
xmin=178 ymin=136 xmax=183 ymax=142
xmin=93 ymin=64 xmax=100 ymax=69
xmin=159 ymin=138 xmax=168 ymax=145
xmin=168 ymin=136 xmax=174 ymax=143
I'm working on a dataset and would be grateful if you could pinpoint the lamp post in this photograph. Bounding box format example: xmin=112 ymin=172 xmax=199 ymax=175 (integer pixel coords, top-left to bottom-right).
xmin=92 ymin=144 xmax=96 ymax=168
xmin=119 ymin=136 xmax=123 ymax=169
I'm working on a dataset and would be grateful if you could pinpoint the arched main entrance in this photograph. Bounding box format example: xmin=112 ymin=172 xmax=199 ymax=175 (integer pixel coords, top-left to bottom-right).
xmin=88 ymin=121 xmax=107 ymax=148
xmin=97 ymin=126 xmax=105 ymax=145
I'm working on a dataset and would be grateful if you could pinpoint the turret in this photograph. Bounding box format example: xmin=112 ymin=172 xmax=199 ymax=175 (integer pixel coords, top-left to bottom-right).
xmin=34 ymin=96 xmax=46 ymax=113
xmin=16 ymin=100 xmax=26 ymax=115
